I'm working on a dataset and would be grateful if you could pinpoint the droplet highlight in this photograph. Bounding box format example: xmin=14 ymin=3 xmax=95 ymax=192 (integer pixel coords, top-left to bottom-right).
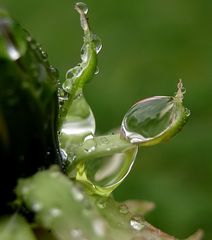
xmin=60 ymin=91 xmax=96 ymax=141
xmin=130 ymin=216 xmax=145 ymax=231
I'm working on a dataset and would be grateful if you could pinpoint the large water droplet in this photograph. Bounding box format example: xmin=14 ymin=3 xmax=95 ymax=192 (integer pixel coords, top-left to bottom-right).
xmin=76 ymin=146 xmax=138 ymax=196
xmin=121 ymin=96 xmax=187 ymax=145
xmin=75 ymin=2 xmax=89 ymax=15
xmin=130 ymin=216 xmax=145 ymax=231
xmin=60 ymin=91 xmax=95 ymax=141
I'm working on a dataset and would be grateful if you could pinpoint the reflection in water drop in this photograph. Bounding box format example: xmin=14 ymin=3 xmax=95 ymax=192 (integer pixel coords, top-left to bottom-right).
xmin=121 ymin=96 xmax=186 ymax=145
xmin=92 ymin=34 xmax=102 ymax=54
xmin=75 ymin=2 xmax=89 ymax=15
xmin=130 ymin=216 xmax=145 ymax=231
xmin=61 ymin=91 xmax=95 ymax=139
xmin=119 ymin=204 xmax=129 ymax=215
xmin=76 ymin=146 xmax=138 ymax=196
xmin=92 ymin=218 xmax=106 ymax=237
xmin=83 ymin=138 xmax=97 ymax=153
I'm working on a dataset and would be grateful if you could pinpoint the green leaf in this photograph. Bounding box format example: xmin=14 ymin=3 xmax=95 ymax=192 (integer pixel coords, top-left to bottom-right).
xmin=0 ymin=215 xmax=36 ymax=240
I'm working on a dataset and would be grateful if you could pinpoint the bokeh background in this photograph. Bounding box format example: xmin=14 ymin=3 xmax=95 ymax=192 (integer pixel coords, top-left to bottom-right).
xmin=1 ymin=0 xmax=212 ymax=239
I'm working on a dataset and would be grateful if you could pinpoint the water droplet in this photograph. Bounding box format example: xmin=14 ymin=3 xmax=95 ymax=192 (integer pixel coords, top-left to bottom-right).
xmin=39 ymin=48 xmax=48 ymax=59
xmin=83 ymin=138 xmax=97 ymax=153
xmin=119 ymin=204 xmax=129 ymax=214
xmin=71 ymin=185 xmax=84 ymax=201
xmin=32 ymin=202 xmax=43 ymax=212
xmin=66 ymin=66 xmax=82 ymax=79
xmin=92 ymin=34 xmax=102 ymax=54
xmin=75 ymin=2 xmax=89 ymax=15
xmin=92 ymin=218 xmax=106 ymax=237
xmin=94 ymin=66 xmax=99 ymax=75
xmin=130 ymin=216 xmax=145 ymax=231
xmin=49 ymin=65 xmax=59 ymax=79
xmin=76 ymin=146 xmax=138 ymax=196
xmin=96 ymin=198 xmax=107 ymax=209
xmin=121 ymin=96 xmax=187 ymax=145
xmin=81 ymin=43 xmax=89 ymax=62
xmin=61 ymin=92 xmax=95 ymax=139
xmin=60 ymin=148 xmax=68 ymax=162
xmin=49 ymin=208 xmax=62 ymax=217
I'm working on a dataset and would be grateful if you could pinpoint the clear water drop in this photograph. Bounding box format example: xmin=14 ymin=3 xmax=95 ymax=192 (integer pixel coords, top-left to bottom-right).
xmin=92 ymin=218 xmax=106 ymax=237
xmin=92 ymin=34 xmax=102 ymax=54
xmin=60 ymin=91 xmax=96 ymax=141
xmin=71 ymin=185 xmax=84 ymax=201
xmin=66 ymin=66 xmax=82 ymax=80
xmin=60 ymin=148 xmax=68 ymax=162
xmin=32 ymin=202 xmax=43 ymax=212
xmin=75 ymin=2 xmax=89 ymax=15
xmin=130 ymin=216 xmax=145 ymax=231
xmin=76 ymin=146 xmax=138 ymax=196
xmin=94 ymin=66 xmax=99 ymax=75
xmin=81 ymin=43 xmax=88 ymax=62
xmin=121 ymin=95 xmax=187 ymax=145
xmin=83 ymin=138 xmax=97 ymax=153
xmin=119 ymin=204 xmax=129 ymax=215
xmin=49 ymin=208 xmax=62 ymax=218
xmin=96 ymin=198 xmax=107 ymax=209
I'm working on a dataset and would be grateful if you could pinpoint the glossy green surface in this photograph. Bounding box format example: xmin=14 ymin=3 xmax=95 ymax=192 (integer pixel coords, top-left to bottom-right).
xmin=1 ymin=1 xmax=211 ymax=239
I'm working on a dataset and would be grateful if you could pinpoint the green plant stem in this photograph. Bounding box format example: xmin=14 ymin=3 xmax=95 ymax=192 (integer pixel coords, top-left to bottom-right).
xmin=65 ymin=134 xmax=134 ymax=176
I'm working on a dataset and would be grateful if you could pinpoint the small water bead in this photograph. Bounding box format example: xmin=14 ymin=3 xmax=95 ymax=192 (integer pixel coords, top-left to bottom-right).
xmin=81 ymin=43 xmax=89 ymax=62
xmin=130 ymin=216 xmax=145 ymax=231
xmin=121 ymin=95 xmax=187 ymax=145
xmin=92 ymin=34 xmax=102 ymax=54
xmin=92 ymin=218 xmax=106 ymax=237
xmin=60 ymin=148 xmax=68 ymax=162
xmin=32 ymin=202 xmax=43 ymax=212
xmin=49 ymin=208 xmax=62 ymax=218
xmin=119 ymin=204 xmax=129 ymax=215
xmin=94 ymin=66 xmax=99 ymax=75
xmin=83 ymin=138 xmax=97 ymax=153
xmin=75 ymin=2 xmax=89 ymax=15
xmin=96 ymin=198 xmax=107 ymax=209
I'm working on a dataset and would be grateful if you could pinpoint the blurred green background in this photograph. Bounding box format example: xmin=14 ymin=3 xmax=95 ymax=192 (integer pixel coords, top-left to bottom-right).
xmin=1 ymin=0 xmax=212 ymax=239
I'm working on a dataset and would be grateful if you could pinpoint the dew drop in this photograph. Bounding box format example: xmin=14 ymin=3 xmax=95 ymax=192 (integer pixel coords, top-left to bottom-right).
xmin=119 ymin=204 xmax=129 ymax=215
xmin=121 ymin=95 xmax=188 ymax=145
xmin=60 ymin=148 xmax=68 ymax=162
xmin=92 ymin=34 xmax=102 ymax=54
xmin=96 ymin=198 xmax=107 ymax=209
xmin=94 ymin=66 xmax=99 ymax=75
xmin=75 ymin=2 xmax=89 ymax=15
xmin=83 ymin=138 xmax=97 ymax=153
xmin=76 ymin=146 xmax=138 ymax=196
xmin=71 ymin=185 xmax=84 ymax=201
xmin=92 ymin=218 xmax=106 ymax=237
xmin=49 ymin=65 xmax=59 ymax=79
xmin=81 ymin=43 xmax=88 ymax=62
xmin=49 ymin=208 xmax=62 ymax=218
xmin=60 ymin=92 xmax=96 ymax=139
xmin=32 ymin=202 xmax=43 ymax=212
xmin=130 ymin=216 xmax=145 ymax=231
